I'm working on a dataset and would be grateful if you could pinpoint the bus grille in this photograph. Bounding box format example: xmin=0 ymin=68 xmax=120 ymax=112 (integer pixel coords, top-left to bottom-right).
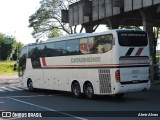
xmin=99 ymin=69 xmax=112 ymax=93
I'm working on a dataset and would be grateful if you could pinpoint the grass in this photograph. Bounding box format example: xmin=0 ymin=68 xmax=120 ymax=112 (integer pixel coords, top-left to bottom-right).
xmin=0 ymin=61 xmax=18 ymax=74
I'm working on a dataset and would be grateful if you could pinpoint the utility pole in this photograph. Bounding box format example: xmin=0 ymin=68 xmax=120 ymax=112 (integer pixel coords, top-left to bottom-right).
xmin=17 ymin=44 xmax=19 ymax=62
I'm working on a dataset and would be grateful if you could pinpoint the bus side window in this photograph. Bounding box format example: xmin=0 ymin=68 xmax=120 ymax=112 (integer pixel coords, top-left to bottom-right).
xmin=103 ymin=34 xmax=113 ymax=52
xmin=45 ymin=42 xmax=56 ymax=57
xmin=55 ymin=41 xmax=67 ymax=56
xmin=80 ymin=37 xmax=94 ymax=54
xmin=94 ymin=36 xmax=103 ymax=54
xmin=94 ymin=34 xmax=113 ymax=54
xmin=67 ymin=39 xmax=80 ymax=55
xmin=19 ymin=46 xmax=27 ymax=76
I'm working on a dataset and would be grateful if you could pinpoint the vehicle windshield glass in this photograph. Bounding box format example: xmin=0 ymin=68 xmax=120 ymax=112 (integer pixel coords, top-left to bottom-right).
xmin=117 ymin=31 xmax=148 ymax=46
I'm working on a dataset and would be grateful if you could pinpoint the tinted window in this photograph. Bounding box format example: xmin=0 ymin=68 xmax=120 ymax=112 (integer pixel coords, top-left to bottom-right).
xmin=35 ymin=44 xmax=44 ymax=58
xmin=28 ymin=44 xmax=44 ymax=68
xmin=118 ymin=31 xmax=148 ymax=46
xmin=19 ymin=46 xmax=27 ymax=68
xmin=19 ymin=46 xmax=27 ymax=76
xmin=67 ymin=39 xmax=80 ymax=55
xmin=45 ymin=42 xmax=56 ymax=57
xmin=55 ymin=41 xmax=67 ymax=56
xmin=80 ymin=37 xmax=94 ymax=54
xmin=94 ymin=34 xmax=113 ymax=53
xmin=28 ymin=45 xmax=35 ymax=58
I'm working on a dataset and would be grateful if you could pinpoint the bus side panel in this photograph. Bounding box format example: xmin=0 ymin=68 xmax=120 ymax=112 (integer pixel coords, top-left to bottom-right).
xmin=20 ymin=59 xmax=33 ymax=88
xmin=43 ymin=69 xmax=69 ymax=91
xmin=22 ymin=59 xmax=44 ymax=89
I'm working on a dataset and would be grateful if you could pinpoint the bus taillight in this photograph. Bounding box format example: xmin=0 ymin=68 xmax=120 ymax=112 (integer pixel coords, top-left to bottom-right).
xmin=115 ymin=70 xmax=120 ymax=82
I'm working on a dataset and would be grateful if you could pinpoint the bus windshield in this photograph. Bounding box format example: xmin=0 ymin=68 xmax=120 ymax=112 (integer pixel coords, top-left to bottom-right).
xmin=117 ymin=31 xmax=148 ymax=46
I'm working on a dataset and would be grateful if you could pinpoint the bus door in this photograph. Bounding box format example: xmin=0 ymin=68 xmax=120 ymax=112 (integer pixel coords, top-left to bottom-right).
xmin=28 ymin=44 xmax=44 ymax=88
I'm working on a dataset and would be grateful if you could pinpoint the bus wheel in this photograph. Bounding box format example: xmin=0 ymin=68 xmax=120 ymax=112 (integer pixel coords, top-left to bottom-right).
xmin=27 ymin=79 xmax=34 ymax=92
xmin=84 ymin=83 xmax=94 ymax=99
xmin=71 ymin=82 xmax=81 ymax=98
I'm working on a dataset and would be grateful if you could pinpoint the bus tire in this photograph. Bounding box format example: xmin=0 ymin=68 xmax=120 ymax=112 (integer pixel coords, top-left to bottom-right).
xmin=27 ymin=79 xmax=35 ymax=92
xmin=84 ymin=83 xmax=94 ymax=99
xmin=71 ymin=82 xmax=81 ymax=98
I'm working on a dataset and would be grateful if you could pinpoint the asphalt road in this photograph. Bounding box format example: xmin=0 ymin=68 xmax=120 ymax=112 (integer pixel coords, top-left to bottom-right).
xmin=0 ymin=74 xmax=160 ymax=120
xmin=0 ymin=85 xmax=160 ymax=120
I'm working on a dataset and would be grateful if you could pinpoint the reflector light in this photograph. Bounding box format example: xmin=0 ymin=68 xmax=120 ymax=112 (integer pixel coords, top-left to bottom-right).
xmin=115 ymin=70 xmax=120 ymax=82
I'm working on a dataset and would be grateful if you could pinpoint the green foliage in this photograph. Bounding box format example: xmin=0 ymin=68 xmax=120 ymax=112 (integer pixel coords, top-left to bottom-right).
xmin=28 ymin=0 xmax=78 ymax=39
xmin=0 ymin=61 xmax=17 ymax=74
xmin=154 ymin=27 xmax=160 ymax=40
xmin=0 ymin=33 xmax=23 ymax=61
xmin=0 ymin=33 xmax=13 ymax=60
xmin=119 ymin=25 xmax=141 ymax=30
xmin=47 ymin=29 xmax=62 ymax=38
xmin=12 ymin=42 xmax=24 ymax=61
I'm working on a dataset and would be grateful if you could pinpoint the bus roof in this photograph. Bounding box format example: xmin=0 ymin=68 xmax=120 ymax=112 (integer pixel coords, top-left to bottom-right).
xmin=46 ymin=29 xmax=144 ymax=43
xmin=26 ymin=29 xmax=144 ymax=46
xmin=46 ymin=30 xmax=114 ymax=43
xmin=47 ymin=33 xmax=91 ymax=42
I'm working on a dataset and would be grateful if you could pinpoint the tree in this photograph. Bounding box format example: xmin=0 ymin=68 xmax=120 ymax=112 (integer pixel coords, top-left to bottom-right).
xmin=29 ymin=0 xmax=79 ymax=40
xmin=154 ymin=27 xmax=160 ymax=62
xmin=47 ymin=28 xmax=62 ymax=38
xmin=119 ymin=25 xmax=141 ymax=30
xmin=0 ymin=33 xmax=13 ymax=60
xmin=0 ymin=33 xmax=23 ymax=61
xmin=12 ymin=41 xmax=23 ymax=61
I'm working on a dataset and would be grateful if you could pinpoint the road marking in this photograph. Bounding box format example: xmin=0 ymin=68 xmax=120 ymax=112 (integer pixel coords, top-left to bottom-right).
xmin=9 ymin=97 xmax=88 ymax=120
xmin=0 ymin=89 xmax=5 ymax=92
xmin=0 ymin=102 xmax=4 ymax=103
xmin=8 ymin=86 xmax=24 ymax=90
xmin=0 ymin=87 xmax=15 ymax=91
xmin=0 ymin=86 xmax=27 ymax=92
xmin=0 ymin=95 xmax=52 ymax=99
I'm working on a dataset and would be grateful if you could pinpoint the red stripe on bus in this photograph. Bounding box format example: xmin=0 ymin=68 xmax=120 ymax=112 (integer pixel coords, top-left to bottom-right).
xmin=42 ymin=57 xmax=47 ymax=66
xmin=42 ymin=63 xmax=149 ymax=68
xmin=136 ymin=48 xmax=143 ymax=56
xmin=43 ymin=64 xmax=119 ymax=67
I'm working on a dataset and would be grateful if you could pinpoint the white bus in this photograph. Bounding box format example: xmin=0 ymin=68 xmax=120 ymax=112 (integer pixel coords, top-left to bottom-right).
xmin=18 ymin=29 xmax=150 ymax=99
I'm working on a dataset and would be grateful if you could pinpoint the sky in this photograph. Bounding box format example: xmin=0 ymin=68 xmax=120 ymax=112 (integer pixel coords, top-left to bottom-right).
xmin=0 ymin=0 xmax=109 ymax=45
xmin=0 ymin=0 xmax=41 ymax=45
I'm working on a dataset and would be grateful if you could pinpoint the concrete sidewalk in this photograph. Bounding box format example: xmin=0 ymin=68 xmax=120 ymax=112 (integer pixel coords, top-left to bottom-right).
xmin=0 ymin=74 xmax=18 ymax=80
xmin=0 ymin=74 xmax=19 ymax=86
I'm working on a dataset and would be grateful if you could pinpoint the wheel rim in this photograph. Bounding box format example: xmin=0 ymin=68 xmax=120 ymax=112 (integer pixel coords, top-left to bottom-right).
xmin=85 ymin=86 xmax=93 ymax=98
xmin=28 ymin=81 xmax=33 ymax=90
xmin=73 ymin=84 xmax=80 ymax=96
